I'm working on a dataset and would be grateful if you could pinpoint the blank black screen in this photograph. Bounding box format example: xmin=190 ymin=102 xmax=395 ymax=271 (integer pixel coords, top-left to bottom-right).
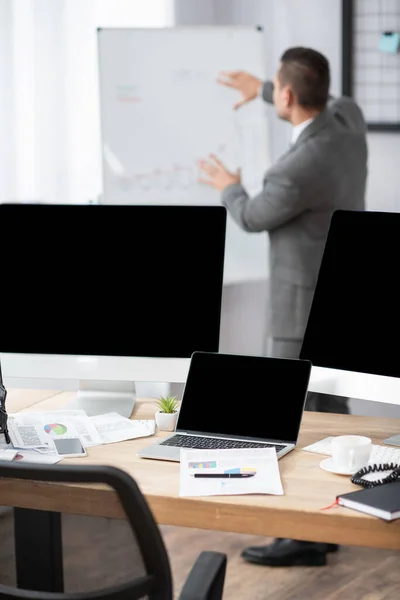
xmin=300 ymin=210 xmax=400 ymax=377
xmin=177 ymin=352 xmax=311 ymax=443
xmin=0 ymin=204 xmax=226 ymax=357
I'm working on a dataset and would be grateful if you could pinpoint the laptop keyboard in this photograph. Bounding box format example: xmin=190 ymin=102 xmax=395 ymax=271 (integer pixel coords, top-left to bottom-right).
xmin=159 ymin=434 xmax=285 ymax=451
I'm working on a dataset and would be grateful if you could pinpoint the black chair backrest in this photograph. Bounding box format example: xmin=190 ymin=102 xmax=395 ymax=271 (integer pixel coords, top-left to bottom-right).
xmin=0 ymin=462 xmax=173 ymax=600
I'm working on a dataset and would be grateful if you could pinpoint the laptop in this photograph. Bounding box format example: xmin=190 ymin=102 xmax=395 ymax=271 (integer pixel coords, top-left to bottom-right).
xmin=138 ymin=351 xmax=312 ymax=462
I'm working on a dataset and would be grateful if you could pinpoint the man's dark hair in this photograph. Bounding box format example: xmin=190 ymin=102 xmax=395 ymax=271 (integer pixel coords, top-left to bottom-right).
xmin=278 ymin=47 xmax=330 ymax=110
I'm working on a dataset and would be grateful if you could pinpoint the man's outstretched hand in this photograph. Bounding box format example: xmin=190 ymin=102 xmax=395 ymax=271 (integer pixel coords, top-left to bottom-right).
xmin=198 ymin=154 xmax=240 ymax=191
xmin=217 ymin=71 xmax=263 ymax=109
xmin=199 ymin=72 xmax=261 ymax=188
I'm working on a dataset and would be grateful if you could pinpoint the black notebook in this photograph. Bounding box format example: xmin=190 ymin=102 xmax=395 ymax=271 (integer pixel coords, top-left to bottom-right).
xmin=337 ymin=481 xmax=400 ymax=521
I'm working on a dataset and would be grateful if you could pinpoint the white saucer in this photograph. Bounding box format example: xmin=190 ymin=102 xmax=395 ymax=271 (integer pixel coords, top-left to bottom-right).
xmin=319 ymin=457 xmax=355 ymax=476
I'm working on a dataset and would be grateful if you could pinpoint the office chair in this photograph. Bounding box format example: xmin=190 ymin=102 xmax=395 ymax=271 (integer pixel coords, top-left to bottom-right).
xmin=0 ymin=463 xmax=227 ymax=600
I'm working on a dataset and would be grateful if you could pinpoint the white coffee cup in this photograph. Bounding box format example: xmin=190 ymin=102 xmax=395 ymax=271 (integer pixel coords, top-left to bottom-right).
xmin=331 ymin=435 xmax=372 ymax=472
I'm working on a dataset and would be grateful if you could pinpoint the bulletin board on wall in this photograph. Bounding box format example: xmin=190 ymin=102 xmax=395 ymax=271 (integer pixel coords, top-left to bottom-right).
xmin=342 ymin=0 xmax=400 ymax=131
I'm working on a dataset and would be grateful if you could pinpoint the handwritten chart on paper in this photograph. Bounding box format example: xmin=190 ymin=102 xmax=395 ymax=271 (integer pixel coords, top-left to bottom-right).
xmin=98 ymin=27 xmax=271 ymax=284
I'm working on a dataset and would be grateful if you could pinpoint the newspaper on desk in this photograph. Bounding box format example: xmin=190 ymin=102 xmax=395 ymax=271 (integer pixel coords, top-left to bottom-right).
xmin=179 ymin=448 xmax=284 ymax=497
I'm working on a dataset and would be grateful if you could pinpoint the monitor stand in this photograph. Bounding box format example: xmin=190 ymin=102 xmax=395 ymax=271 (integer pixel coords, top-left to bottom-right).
xmin=65 ymin=380 xmax=136 ymax=418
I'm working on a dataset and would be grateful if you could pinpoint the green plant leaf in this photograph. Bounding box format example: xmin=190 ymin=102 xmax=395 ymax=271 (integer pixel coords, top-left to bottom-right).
xmin=156 ymin=394 xmax=180 ymax=413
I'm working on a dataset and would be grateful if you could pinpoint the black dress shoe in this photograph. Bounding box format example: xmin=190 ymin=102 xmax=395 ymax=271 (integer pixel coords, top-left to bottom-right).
xmin=322 ymin=542 xmax=339 ymax=553
xmin=241 ymin=538 xmax=338 ymax=567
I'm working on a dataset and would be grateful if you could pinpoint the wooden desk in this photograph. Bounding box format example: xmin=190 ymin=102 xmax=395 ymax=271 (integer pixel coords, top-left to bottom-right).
xmin=3 ymin=389 xmax=400 ymax=553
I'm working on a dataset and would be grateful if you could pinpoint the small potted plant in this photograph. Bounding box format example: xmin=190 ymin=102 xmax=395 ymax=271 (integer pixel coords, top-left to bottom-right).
xmin=155 ymin=395 xmax=180 ymax=432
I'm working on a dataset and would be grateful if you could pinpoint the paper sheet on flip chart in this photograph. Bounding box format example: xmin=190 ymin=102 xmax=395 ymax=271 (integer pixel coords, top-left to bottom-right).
xmin=179 ymin=448 xmax=284 ymax=497
xmin=90 ymin=413 xmax=155 ymax=444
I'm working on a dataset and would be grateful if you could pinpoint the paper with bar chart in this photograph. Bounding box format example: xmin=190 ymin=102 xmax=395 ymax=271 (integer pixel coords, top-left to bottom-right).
xmin=179 ymin=447 xmax=283 ymax=497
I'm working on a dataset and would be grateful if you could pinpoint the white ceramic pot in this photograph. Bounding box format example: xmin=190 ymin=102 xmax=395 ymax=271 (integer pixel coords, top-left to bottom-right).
xmin=155 ymin=410 xmax=178 ymax=432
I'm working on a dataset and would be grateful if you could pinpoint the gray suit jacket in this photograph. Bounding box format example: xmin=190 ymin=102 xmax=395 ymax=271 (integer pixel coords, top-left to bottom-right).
xmin=221 ymin=81 xmax=368 ymax=340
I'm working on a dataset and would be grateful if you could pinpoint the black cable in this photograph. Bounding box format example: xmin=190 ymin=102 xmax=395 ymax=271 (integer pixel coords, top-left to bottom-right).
xmin=351 ymin=463 xmax=400 ymax=488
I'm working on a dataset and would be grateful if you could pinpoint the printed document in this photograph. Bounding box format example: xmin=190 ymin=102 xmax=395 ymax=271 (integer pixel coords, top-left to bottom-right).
xmin=179 ymin=448 xmax=284 ymax=497
xmin=13 ymin=450 xmax=62 ymax=464
xmin=0 ymin=449 xmax=18 ymax=461
xmin=8 ymin=410 xmax=103 ymax=449
xmin=8 ymin=416 xmax=52 ymax=450
xmin=90 ymin=413 xmax=155 ymax=444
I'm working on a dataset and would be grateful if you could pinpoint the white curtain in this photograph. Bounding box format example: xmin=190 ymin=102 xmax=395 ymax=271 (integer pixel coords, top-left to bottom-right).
xmin=0 ymin=0 xmax=173 ymax=205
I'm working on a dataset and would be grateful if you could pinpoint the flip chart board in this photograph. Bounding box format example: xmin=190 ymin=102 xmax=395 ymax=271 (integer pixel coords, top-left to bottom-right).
xmin=98 ymin=26 xmax=271 ymax=283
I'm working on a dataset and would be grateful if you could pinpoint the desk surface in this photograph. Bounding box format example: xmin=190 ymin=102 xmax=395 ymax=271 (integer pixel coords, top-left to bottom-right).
xmin=2 ymin=389 xmax=400 ymax=550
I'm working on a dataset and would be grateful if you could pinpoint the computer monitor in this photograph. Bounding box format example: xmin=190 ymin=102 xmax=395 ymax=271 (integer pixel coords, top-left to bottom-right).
xmin=0 ymin=204 xmax=226 ymax=416
xmin=300 ymin=210 xmax=400 ymax=430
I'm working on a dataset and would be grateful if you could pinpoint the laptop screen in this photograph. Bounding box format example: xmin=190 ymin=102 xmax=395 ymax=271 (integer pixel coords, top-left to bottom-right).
xmin=177 ymin=352 xmax=311 ymax=443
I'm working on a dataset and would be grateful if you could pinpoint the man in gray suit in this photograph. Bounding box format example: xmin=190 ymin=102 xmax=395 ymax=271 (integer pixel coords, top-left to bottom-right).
xmin=200 ymin=47 xmax=368 ymax=566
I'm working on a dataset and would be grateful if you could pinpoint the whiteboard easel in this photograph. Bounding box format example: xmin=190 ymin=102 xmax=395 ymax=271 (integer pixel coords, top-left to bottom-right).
xmin=97 ymin=26 xmax=271 ymax=284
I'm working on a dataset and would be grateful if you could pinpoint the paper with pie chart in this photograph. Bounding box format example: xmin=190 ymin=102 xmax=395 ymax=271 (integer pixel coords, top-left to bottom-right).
xmin=44 ymin=422 xmax=69 ymax=436
xmin=180 ymin=448 xmax=284 ymax=497
xmin=38 ymin=410 xmax=103 ymax=446
xmin=8 ymin=410 xmax=103 ymax=450
xmin=41 ymin=419 xmax=81 ymax=444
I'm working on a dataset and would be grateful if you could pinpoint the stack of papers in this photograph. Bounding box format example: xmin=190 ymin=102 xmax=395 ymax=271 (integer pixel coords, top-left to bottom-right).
xmin=8 ymin=410 xmax=102 ymax=449
xmin=1 ymin=410 xmax=156 ymax=464
xmin=179 ymin=448 xmax=284 ymax=497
